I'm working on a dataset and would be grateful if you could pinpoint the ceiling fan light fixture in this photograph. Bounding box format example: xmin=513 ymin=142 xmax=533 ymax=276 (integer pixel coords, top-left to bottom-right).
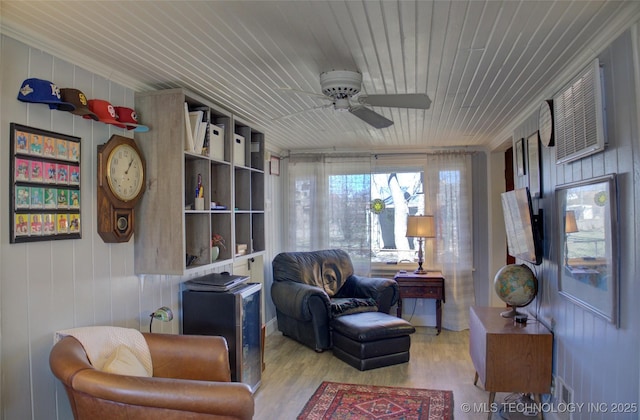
xmin=279 ymin=69 xmax=427 ymax=129
xmin=320 ymin=70 xmax=362 ymax=98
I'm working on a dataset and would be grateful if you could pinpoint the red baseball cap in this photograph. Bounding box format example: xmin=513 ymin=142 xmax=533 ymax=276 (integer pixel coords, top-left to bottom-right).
xmin=114 ymin=106 xmax=149 ymax=132
xmin=84 ymin=99 xmax=120 ymax=126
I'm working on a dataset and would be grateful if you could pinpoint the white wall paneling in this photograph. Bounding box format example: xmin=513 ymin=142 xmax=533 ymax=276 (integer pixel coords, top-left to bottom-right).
xmin=509 ymin=28 xmax=639 ymax=414
xmin=1 ymin=37 xmax=175 ymax=419
xmin=0 ymin=35 xmax=277 ymax=419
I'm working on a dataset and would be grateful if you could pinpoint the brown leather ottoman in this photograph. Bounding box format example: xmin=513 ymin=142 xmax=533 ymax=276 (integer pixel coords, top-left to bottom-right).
xmin=330 ymin=311 xmax=416 ymax=370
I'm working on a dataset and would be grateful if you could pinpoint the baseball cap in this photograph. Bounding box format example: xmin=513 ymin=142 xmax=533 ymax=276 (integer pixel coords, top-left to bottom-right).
xmin=17 ymin=78 xmax=76 ymax=111
xmin=84 ymin=99 xmax=121 ymax=126
xmin=114 ymin=106 xmax=149 ymax=132
xmin=60 ymin=88 xmax=98 ymax=120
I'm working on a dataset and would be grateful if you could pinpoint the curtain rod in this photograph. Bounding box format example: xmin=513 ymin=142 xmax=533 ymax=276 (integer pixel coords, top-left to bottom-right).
xmin=373 ymin=149 xmax=480 ymax=158
xmin=285 ymin=148 xmax=481 ymax=159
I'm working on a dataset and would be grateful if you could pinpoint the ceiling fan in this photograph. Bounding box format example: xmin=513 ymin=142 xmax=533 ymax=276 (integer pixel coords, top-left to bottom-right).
xmin=277 ymin=70 xmax=431 ymax=129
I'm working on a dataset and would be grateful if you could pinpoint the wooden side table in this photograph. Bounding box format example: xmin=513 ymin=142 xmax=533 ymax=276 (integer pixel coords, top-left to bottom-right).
xmin=469 ymin=306 xmax=552 ymax=420
xmin=393 ymin=271 xmax=445 ymax=334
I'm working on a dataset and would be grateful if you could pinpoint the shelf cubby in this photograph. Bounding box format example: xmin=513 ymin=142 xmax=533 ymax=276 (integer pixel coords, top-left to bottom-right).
xmin=134 ymin=88 xmax=266 ymax=275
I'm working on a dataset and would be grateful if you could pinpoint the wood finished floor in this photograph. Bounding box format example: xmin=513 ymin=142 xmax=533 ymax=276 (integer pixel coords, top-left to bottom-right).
xmin=254 ymin=327 xmax=511 ymax=419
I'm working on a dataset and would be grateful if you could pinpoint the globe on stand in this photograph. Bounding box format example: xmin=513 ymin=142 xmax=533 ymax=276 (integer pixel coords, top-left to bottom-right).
xmin=494 ymin=264 xmax=538 ymax=318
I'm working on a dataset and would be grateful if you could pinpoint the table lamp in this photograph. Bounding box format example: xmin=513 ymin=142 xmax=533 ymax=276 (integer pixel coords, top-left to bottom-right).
xmin=406 ymin=215 xmax=435 ymax=274
xmin=564 ymin=210 xmax=579 ymax=266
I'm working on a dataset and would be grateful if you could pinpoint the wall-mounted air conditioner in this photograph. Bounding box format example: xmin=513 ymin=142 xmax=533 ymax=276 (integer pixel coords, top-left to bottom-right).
xmin=554 ymin=59 xmax=606 ymax=164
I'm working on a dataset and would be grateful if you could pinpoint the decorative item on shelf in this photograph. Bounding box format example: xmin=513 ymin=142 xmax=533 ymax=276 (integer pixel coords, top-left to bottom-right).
xmin=514 ymin=313 xmax=528 ymax=326
xmin=149 ymin=306 xmax=173 ymax=332
xmin=211 ymin=233 xmax=226 ymax=262
xmin=59 ymin=88 xmax=98 ymax=120
xmin=194 ymin=173 xmax=204 ymax=210
xmin=211 ymin=246 xmax=220 ymax=262
xmin=186 ymin=254 xmax=198 ymax=267
xmin=493 ymin=264 xmax=538 ymax=318
xmin=211 ymin=202 xmax=227 ymax=210
xmin=405 ymin=215 xmax=435 ymax=274
xmin=209 ymin=124 xmax=225 ymax=160
xmin=211 ymin=233 xmax=226 ymax=249
xmin=17 ymin=78 xmax=75 ymax=111
xmin=236 ymin=243 xmax=248 ymax=256
xmin=84 ymin=99 xmax=120 ymax=126
xmin=233 ymin=134 xmax=246 ymax=166
xmin=114 ymin=106 xmax=149 ymax=132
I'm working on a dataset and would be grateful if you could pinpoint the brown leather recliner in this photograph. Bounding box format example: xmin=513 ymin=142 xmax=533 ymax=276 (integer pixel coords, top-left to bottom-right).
xmin=50 ymin=332 xmax=254 ymax=420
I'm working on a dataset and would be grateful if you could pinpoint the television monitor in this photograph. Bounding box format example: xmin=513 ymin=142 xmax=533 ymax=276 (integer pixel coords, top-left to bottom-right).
xmin=500 ymin=187 xmax=542 ymax=265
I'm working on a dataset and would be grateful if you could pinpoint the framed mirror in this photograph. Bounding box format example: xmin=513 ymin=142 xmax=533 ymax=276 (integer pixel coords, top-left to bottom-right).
xmin=556 ymin=174 xmax=618 ymax=326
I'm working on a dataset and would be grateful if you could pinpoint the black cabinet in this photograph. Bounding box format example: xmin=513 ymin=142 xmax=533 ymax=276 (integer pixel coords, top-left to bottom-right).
xmin=182 ymin=281 xmax=262 ymax=392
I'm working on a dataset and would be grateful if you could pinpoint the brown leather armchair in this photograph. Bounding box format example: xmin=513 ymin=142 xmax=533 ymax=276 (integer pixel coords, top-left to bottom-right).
xmin=50 ymin=332 xmax=254 ymax=420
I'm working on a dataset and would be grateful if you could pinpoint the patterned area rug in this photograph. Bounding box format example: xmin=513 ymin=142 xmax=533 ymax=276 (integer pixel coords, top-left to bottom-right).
xmin=297 ymin=381 xmax=454 ymax=419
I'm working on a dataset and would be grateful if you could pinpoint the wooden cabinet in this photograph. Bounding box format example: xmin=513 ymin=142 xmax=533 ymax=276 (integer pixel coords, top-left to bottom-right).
xmin=133 ymin=88 xmax=265 ymax=275
xmin=469 ymin=306 xmax=552 ymax=419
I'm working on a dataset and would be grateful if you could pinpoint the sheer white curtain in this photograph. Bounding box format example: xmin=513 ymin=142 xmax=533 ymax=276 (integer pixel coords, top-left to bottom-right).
xmin=284 ymin=154 xmax=372 ymax=274
xmin=284 ymin=152 xmax=475 ymax=330
xmin=424 ymin=153 xmax=475 ymax=331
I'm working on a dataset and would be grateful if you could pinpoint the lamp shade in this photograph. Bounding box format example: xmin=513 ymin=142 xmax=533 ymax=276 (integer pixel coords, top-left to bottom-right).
xmin=406 ymin=215 xmax=435 ymax=238
xmin=565 ymin=210 xmax=579 ymax=233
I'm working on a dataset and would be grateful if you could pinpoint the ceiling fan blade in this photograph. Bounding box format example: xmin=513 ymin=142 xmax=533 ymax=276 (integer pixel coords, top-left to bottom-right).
xmin=349 ymin=106 xmax=394 ymax=129
xmin=358 ymin=93 xmax=431 ymax=109
xmin=277 ymin=87 xmax=331 ymax=101
xmin=272 ymin=104 xmax=333 ymax=121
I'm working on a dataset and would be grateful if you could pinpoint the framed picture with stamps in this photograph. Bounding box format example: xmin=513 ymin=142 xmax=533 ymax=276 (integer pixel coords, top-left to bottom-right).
xmin=9 ymin=123 xmax=82 ymax=243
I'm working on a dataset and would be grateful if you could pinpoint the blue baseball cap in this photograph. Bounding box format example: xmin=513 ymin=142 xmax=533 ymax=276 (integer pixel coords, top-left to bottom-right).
xmin=17 ymin=78 xmax=75 ymax=111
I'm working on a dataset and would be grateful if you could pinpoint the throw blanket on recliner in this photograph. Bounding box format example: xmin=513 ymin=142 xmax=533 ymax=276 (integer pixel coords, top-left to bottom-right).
xmin=55 ymin=326 xmax=152 ymax=376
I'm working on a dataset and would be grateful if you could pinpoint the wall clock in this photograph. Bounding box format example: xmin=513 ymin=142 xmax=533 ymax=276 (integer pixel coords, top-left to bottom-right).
xmin=538 ymin=99 xmax=554 ymax=147
xmin=97 ymin=134 xmax=146 ymax=243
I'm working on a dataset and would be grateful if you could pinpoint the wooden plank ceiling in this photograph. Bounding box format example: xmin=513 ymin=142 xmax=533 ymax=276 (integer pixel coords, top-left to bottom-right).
xmin=2 ymin=1 xmax=639 ymax=153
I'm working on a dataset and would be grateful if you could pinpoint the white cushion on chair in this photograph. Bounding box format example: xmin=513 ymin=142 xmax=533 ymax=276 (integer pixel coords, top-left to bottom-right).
xmin=55 ymin=326 xmax=152 ymax=376
xmin=103 ymin=345 xmax=151 ymax=377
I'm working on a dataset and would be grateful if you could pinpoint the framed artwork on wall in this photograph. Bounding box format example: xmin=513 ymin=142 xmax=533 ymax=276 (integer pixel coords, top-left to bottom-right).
xmin=515 ymin=138 xmax=526 ymax=176
xmin=270 ymin=155 xmax=280 ymax=176
xmin=527 ymin=131 xmax=541 ymax=198
xmin=9 ymin=123 xmax=82 ymax=243
xmin=556 ymin=174 xmax=618 ymax=326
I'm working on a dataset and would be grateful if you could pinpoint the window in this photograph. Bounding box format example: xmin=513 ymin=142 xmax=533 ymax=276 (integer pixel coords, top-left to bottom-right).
xmin=370 ymin=171 xmax=424 ymax=263
xmin=287 ymin=152 xmax=474 ymax=331
xmin=287 ymin=153 xmax=470 ymax=267
xmin=328 ymin=174 xmax=370 ymax=258
xmin=289 ymin=165 xmax=428 ymax=264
